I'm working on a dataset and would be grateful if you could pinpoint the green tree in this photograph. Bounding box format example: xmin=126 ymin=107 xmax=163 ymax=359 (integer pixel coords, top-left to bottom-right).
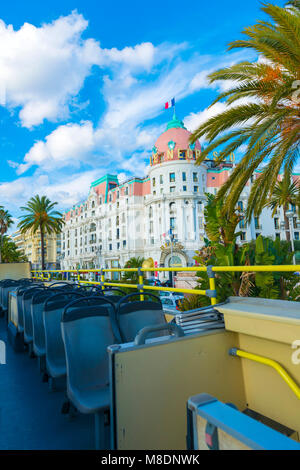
xmin=122 ymin=256 xmax=145 ymax=284
xmin=190 ymin=1 xmax=300 ymax=221
xmin=0 ymin=207 xmax=13 ymax=263
xmin=1 ymin=236 xmax=27 ymax=263
xmin=204 ymin=193 xmax=243 ymax=246
xmin=18 ymin=195 xmax=64 ymax=270
xmin=265 ymin=172 xmax=298 ymax=240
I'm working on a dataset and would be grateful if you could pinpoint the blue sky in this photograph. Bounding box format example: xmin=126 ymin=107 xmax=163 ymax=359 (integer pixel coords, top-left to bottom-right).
xmin=0 ymin=0 xmax=285 ymax=224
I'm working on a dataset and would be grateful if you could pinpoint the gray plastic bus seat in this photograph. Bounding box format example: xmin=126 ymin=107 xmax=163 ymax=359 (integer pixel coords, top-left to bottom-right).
xmin=76 ymin=285 xmax=104 ymax=295
xmin=43 ymin=292 xmax=85 ymax=380
xmin=102 ymin=288 xmax=127 ymax=304
xmin=1 ymin=280 xmax=19 ymax=312
xmin=31 ymin=289 xmax=64 ymax=358
xmin=49 ymin=282 xmax=74 ymax=289
xmin=61 ymin=296 xmax=120 ymax=448
xmin=116 ymin=292 xmax=167 ymax=343
xmin=61 ymin=296 xmax=118 ymax=412
xmin=22 ymin=286 xmax=48 ymax=345
xmin=16 ymin=283 xmax=42 ymax=333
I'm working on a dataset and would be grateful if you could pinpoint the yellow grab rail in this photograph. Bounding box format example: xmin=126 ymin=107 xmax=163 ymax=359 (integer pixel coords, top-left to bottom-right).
xmin=31 ymin=266 xmax=214 ymax=303
xmin=229 ymin=348 xmax=300 ymax=400
xmin=31 ymin=264 xmax=300 ymax=307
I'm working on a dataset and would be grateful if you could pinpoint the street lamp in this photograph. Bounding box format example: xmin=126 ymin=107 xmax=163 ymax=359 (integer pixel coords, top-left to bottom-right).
xmin=285 ymin=210 xmax=298 ymax=264
xmin=168 ymin=230 xmax=175 ymax=287
xmin=95 ymin=246 xmax=102 ymax=282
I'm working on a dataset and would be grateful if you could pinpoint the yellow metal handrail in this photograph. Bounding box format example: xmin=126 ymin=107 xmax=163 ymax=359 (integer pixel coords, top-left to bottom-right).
xmin=31 ymin=264 xmax=300 ymax=307
xmin=230 ymin=348 xmax=300 ymax=400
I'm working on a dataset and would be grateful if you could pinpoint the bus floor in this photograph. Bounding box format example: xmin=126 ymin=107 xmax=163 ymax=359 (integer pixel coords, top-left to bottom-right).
xmin=0 ymin=317 xmax=95 ymax=450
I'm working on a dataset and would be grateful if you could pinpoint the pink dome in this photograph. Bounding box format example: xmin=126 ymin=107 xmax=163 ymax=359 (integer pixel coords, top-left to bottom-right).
xmin=151 ymin=115 xmax=201 ymax=166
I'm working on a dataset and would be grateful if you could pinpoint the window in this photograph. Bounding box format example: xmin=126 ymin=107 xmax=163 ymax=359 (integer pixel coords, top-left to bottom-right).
xmin=125 ymin=187 xmax=129 ymax=195
xmin=169 ymin=202 xmax=176 ymax=214
xmin=123 ymin=240 xmax=126 ymax=247
xmin=109 ymin=244 xmax=112 ymax=251
xmin=183 ymin=186 xmax=187 ymax=192
xmin=194 ymin=186 xmax=198 ymax=193
xmin=254 ymin=217 xmax=260 ymax=230
xmin=170 ymin=217 xmax=176 ymax=229
xmin=170 ymin=186 xmax=175 ymax=193
xmin=240 ymin=232 xmax=246 ymax=241
xmin=152 ymin=177 xmax=156 ymax=187
xmin=182 ymin=172 xmax=186 ymax=181
xmin=193 ymin=172 xmax=198 ymax=182
xmin=295 ymin=232 xmax=299 ymax=241
xmin=160 ymin=175 xmax=163 ymax=184
xmin=239 ymin=218 xmax=246 ymax=229
xmin=274 ymin=218 xmax=279 ymax=230
xmin=238 ymin=201 xmax=243 ymax=211
xmin=169 ymin=173 xmax=175 ymax=183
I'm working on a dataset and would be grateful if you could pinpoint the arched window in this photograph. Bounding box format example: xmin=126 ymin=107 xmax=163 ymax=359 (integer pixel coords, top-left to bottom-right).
xmin=169 ymin=202 xmax=176 ymax=214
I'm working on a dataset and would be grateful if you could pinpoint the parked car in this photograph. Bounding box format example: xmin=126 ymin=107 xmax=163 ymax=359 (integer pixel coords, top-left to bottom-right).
xmin=160 ymin=296 xmax=181 ymax=313
xmin=147 ymin=278 xmax=162 ymax=286
xmin=159 ymin=291 xmax=184 ymax=302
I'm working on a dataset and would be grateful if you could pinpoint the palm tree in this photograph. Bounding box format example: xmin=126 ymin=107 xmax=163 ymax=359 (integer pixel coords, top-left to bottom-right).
xmin=266 ymin=173 xmax=299 ymax=240
xmin=0 ymin=207 xmax=13 ymax=263
xmin=1 ymin=236 xmax=27 ymax=263
xmin=190 ymin=1 xmax=300 ymax=222
xmin=18 ymin=195 xmax=64 ymax=270
xmin=204 ymin=193 xmax=243 ymax=246
xmin=122 ymin=256 xmax=145 ymax=283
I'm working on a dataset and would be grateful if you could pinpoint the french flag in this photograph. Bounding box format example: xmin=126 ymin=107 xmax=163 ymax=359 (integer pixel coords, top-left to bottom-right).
xmin=165 ymin=97 xmax=175 ymax=109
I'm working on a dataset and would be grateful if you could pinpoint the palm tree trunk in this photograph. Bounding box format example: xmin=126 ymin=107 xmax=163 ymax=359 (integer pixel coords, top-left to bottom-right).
xmin=40 ymin=225 xmax=45 ymax=271
xmin=0 ymin=235 xmax=2 ymax=264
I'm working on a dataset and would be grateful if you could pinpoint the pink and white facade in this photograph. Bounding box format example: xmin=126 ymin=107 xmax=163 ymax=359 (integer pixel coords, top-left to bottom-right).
xmin=61 ymin=114 xmax=300 ymax=278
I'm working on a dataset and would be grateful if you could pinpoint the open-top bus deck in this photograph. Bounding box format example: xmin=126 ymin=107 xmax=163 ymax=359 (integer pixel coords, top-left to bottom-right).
xmin=1 ymin=262 xmax=300 ymax=451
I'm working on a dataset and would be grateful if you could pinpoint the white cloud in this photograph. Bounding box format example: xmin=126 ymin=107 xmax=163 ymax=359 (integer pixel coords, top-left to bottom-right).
xmin=184 ymin=96 xmax=259 ymax=143
xmin=0 ymin=12 xmax=176 ymax=128
xmin=18 ymin=121 xmax=96 ymax=173
xmin=0 ymin=169 xmax=101 ymax=215
xmin=184 ymin=102 xmax=227 ymax=142
xmin=0 ymin=11 xmax=102 ymax=127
